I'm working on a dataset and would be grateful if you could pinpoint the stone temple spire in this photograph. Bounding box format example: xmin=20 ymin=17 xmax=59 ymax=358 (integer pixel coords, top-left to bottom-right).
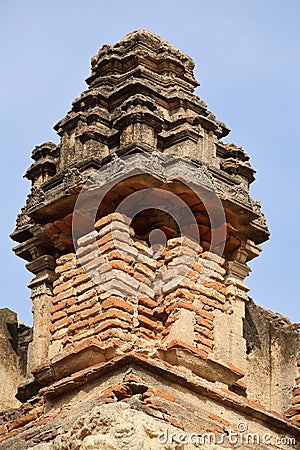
xmin=12 ymin=29 xmax=267 ymax=261
xmin=3 ymin=31 xmax=297 ymax=450
xmin=10 ymin=28 xmax=270 ymax=392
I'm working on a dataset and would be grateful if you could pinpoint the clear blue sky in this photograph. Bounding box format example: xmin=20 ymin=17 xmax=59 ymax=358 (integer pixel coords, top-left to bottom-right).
xmin=1 ymin=0 xmax=299 ymax=325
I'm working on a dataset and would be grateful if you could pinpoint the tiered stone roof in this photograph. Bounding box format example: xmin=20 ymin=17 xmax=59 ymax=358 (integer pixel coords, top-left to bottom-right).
xmin=12 ymin=30 xmax=268 ymax=265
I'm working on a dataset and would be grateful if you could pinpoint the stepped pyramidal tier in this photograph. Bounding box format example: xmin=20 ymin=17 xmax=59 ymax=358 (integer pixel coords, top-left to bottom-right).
xmin=0 ymin=30 xmax=299 ymax=449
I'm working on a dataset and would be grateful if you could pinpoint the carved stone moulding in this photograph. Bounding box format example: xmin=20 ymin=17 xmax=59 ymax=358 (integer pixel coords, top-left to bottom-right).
xmin=84 ymin=151 xmax=214 ymax=193
xmin=18 ymin=150 xmax=269 ymax=239
xmin=63 ymin=168 xmax=83 ymax=193
xmin=25 ymin=186 xmax=46 ymax=213
xmin=15 ymin=206 xmax=33 ymax=229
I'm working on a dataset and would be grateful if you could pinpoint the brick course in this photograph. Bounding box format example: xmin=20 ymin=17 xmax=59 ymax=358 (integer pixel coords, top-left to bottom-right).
xmin=49 ymin=212 xmax=228 ymax=359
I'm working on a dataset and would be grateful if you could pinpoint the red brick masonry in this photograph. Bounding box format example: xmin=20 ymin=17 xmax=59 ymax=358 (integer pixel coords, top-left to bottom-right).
xmin=50 ymin=212 xmax=227 ymax=358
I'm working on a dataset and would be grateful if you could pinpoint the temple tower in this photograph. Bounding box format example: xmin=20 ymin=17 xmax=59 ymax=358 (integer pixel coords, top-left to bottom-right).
xmin=1 ymin=31 xmax=299 ymax=449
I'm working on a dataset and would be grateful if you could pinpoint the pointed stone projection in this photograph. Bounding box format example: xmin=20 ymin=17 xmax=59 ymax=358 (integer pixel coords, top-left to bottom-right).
xmin=1 ymin=31 xmax=299 ymax=449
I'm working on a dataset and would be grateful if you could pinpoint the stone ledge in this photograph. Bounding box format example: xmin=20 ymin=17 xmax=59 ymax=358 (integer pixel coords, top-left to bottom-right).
xmin=156 ymin=339 xmax=244 ymax=386
xmin=19 ymin=336 xmax=245 ymax=403
xmin=33 ymin=356 xmax=300 ymax=437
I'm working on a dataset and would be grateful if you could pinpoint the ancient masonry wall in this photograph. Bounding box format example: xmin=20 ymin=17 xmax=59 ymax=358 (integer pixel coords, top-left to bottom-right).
xmin=0 ymin=356 xmax=299 ymax=449
xmin=243 ymin=299 xmax=300 ymax=421
xmin=49 ymin=212 xmax=226 ymax=361
xmin=1 ymin=212 xmax=299 ymax=446
xmin=0 ymin=310 xmax=31 ymax=413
